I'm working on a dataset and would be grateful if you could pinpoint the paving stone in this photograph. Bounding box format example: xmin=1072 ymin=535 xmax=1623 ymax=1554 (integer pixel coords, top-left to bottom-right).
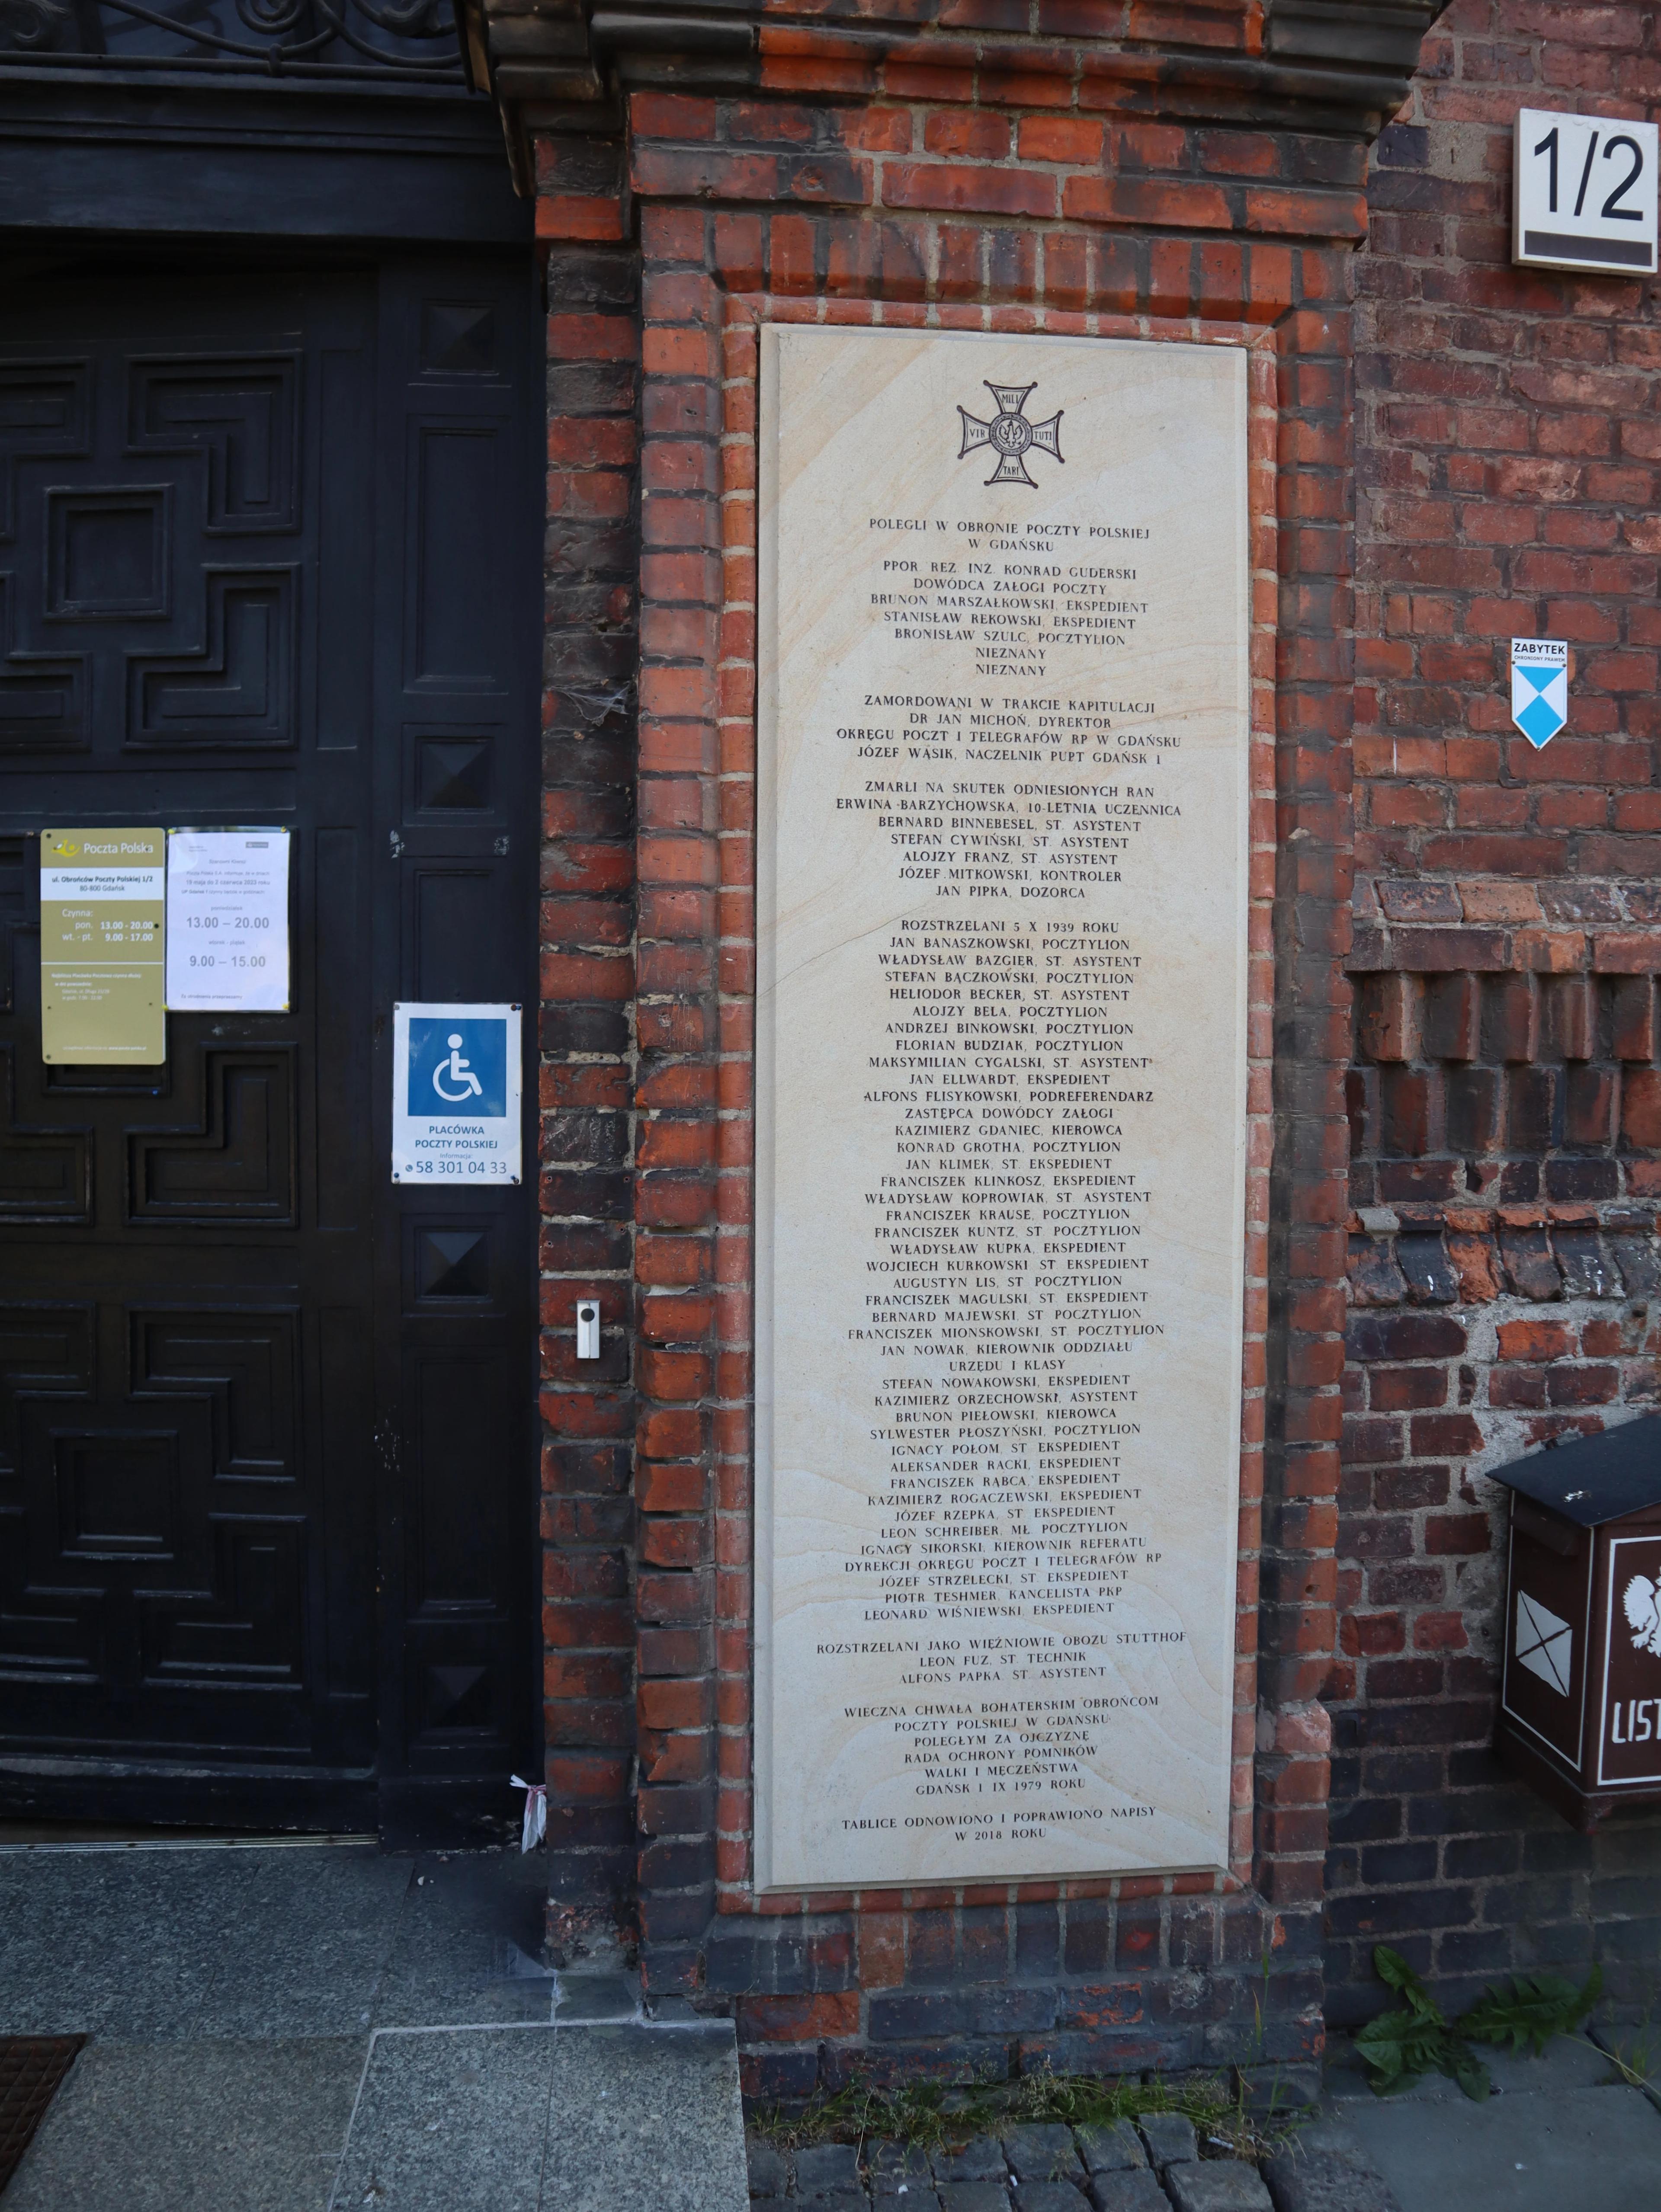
xmin=870 ymin=2141 xmax=934 ymax=2190
xmin=937 ymin=2184 xmax=1012 ymax=2212
xmin=1137 ymin=2114 xmax=1198 ymax=2170
xmin=796 ymin=2144 xmax=863 ymax=2195
xmin=1163 ymin=2163 xmax=1273 ymax=2212
xmin=746 ymin=2140 xmax=789 ymax=2198
xmin=934 ymin=2138 xmax=1008 ymax=2183
xmin=1266 ymin=2122 xmax=1363 ymax=2165
xmin=1085 ymin=2175 xmax=1169 ymax=2212
xmin=1261 ymin=2147 xmax=1402 ymax=2212
xmin=1012 ymin=2183 xmax=1090 ymax=2212
xmin=1076 ymin=2123 xmax=1148 ymax=2175
xmin=798 ymin=2196 xmax=866 ymax=2212
xmin=1002 ymin=2125 xmax=1083 ymax=2182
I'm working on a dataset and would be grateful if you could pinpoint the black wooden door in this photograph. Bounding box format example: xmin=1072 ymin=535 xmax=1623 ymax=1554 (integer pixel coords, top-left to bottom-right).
xmin=0 ymin=255 xmax=539 ymax=1840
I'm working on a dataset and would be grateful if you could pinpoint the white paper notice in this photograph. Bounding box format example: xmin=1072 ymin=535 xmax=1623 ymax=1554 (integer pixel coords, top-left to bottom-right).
xmin=165 ymin=830 xmax=291 ymax=1012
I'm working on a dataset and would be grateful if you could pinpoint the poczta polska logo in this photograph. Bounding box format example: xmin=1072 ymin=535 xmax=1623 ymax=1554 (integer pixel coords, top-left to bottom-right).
xmin=956 ymin=381 xmax=1065 ymax=488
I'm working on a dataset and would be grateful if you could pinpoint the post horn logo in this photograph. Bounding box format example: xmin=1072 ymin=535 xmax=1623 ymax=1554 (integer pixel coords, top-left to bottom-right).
xmin=956 ymin=381 xmax=1065 ymax=488
xmin=46 ymin=837 xmax=80 ymax=858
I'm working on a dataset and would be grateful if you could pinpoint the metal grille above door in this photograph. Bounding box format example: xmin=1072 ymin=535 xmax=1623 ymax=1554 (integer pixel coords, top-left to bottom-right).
xmin=0 ymin=254 xmax=539 ymax=1841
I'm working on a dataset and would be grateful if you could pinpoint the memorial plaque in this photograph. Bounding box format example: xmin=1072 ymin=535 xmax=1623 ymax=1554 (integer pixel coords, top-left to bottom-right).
xmin=754 ymin=327 xmax=1250 ymax=1891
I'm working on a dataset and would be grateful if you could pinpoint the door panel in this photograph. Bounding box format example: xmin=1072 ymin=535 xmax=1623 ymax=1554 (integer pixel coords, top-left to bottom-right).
xmin=0 ymin=256 xmax=539 ymax=1836
xmin=371 ymin=261 xmax=539 ymax=1840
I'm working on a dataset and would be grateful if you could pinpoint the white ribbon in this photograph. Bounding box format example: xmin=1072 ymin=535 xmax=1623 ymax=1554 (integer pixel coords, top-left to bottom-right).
xmin=510 ymin=1774 xmax=547 ymax=1853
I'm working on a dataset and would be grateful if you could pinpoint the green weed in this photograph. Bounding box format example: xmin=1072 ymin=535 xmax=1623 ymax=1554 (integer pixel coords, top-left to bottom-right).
xmin=749 ymin=2059 xmax=1303 ymax=2165
xmin=1354 ymin=1945 xmax=1602 ymax=2101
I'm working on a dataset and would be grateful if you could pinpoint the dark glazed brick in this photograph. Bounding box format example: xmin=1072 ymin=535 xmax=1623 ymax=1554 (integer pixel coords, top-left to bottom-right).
xmin=1347 ymin=1314 xmax=1466 ymax=1362
xmin=1016 ymin=1903 xmax=1061 ymax=1979
xmin=1498 ymin=1228 xmax=1561 ymax=1301
xmin=1397 ymin=1234 xmax=1458 ymax=1303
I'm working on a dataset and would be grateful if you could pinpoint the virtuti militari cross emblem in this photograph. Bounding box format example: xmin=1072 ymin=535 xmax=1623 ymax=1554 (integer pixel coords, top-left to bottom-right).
xmin=956 ymin=381 xmax=1065 ymax=488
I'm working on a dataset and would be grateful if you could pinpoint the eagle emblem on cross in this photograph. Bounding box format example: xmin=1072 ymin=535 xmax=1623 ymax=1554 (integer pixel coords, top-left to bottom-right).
xmin=956 ymin=381 xmax=1065 ymax=488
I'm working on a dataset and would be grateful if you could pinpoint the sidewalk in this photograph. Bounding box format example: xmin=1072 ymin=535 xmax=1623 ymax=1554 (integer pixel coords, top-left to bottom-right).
xmin=1323 ymin=2028 xmax=1661 ymax=2212
xmin=4 ymin=1838 xmax=1657 ymax=2212
xmin=0 ymin=1837 xmax=746 ymax=2212
xmin=738 ymin=2029 xmax=1661 ymax=2212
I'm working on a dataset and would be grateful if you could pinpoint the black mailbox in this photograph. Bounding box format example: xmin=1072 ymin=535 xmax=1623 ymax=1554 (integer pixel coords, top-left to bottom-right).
xmin=1491 ymin=1414 xmax=1661 ymax=1833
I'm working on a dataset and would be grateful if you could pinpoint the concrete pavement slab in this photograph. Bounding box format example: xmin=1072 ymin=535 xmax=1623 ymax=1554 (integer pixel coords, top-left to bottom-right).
xmin=3 ymin=2035 xmax=364 ymax=2212
xmin=328 ymin=2025 xmax=555 ymax=2212
xmin=1337 ymin=2080 xmax=1661 ymax=2212
xmin=542 ymin=2022 xmax=748 ymax=2212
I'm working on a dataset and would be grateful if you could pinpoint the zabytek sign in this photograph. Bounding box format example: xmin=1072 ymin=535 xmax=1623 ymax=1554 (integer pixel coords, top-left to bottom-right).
xmin=1600 ymin=1534 xmax=1661 ymax=1788
xmin=391 ymin=1002 xmax=522 ymax=1183
xmin=1511 ymin=638 xmax=1568 ymax=750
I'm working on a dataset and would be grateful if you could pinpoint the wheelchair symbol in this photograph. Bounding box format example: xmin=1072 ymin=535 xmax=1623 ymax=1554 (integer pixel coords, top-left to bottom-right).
xmin=432 ymin=1032 xmax=484 ymax=1105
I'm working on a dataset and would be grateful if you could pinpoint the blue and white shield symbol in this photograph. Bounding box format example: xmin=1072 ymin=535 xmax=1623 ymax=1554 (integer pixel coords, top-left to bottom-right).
xmin=1511 ymin=638 xmax=1568 ymax=750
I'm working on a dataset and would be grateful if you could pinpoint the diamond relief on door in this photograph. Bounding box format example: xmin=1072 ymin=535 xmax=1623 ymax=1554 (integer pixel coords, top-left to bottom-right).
xmin=128 ymin=567 xmax=296 ymax=748
xmin=420 ymin=306 xmax=497 ymax=379
xmin=413 ymin=733 xmax=494 ymax=816
xmin=415 ymin=1229 xmax=490 ymax=1301
xmin=129 ymin=1050 xmax=296 ymax=1225
xmin=423 ymin=1660 xmax=491 ymax=1731
xmin=128 ymin=357 xmax=300 ymax=534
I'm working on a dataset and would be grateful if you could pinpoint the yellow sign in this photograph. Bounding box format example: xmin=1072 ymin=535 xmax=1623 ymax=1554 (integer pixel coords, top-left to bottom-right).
xmin=40 ymin=828 xmax=167 ymax=1065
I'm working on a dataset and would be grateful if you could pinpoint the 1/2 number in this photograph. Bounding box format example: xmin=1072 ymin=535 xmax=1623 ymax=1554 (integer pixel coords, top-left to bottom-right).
xmin=1533 ymin=125 xmax=1646 ymax=222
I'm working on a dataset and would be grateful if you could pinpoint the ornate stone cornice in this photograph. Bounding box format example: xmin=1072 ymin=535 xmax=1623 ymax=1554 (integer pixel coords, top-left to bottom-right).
xmin=462 ymin=0 xmax=1441 ymax=199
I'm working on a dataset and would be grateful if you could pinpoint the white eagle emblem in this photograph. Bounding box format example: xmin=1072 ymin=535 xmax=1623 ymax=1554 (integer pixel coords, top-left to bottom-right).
xmin=1622 ymin=1573 xmax=1661 ymax=1659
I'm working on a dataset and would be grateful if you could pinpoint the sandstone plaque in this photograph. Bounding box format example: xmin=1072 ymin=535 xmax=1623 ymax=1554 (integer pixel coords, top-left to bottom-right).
xmin=754 ymin=325 xmax=1250 ymax=1892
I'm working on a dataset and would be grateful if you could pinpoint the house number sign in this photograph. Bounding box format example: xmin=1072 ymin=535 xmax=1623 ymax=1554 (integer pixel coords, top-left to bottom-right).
xmin=1514 ymin=106 xmax=1658 ymax=275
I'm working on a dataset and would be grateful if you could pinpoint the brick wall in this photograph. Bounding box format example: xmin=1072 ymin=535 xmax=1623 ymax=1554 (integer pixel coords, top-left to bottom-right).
xmin=522 ymin=0 xmax=1424 ymax=2093
xmin=536 ymin=121 xmax=644 ymax=1952
xmin=1339 ymin=0 xmax=1661 ymax=2025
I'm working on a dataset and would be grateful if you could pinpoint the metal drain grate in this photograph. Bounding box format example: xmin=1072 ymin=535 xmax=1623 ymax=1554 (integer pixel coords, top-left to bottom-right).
xmin=0 ymin=2038 xmax=83 ymax=2193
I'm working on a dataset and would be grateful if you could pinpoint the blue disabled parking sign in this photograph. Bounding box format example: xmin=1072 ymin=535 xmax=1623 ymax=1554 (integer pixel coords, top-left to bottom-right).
xmin=1511 ymin=637 xmax=1568 ymax=749
xmin=391 ymin=1002 xmax=521 ymax=1182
